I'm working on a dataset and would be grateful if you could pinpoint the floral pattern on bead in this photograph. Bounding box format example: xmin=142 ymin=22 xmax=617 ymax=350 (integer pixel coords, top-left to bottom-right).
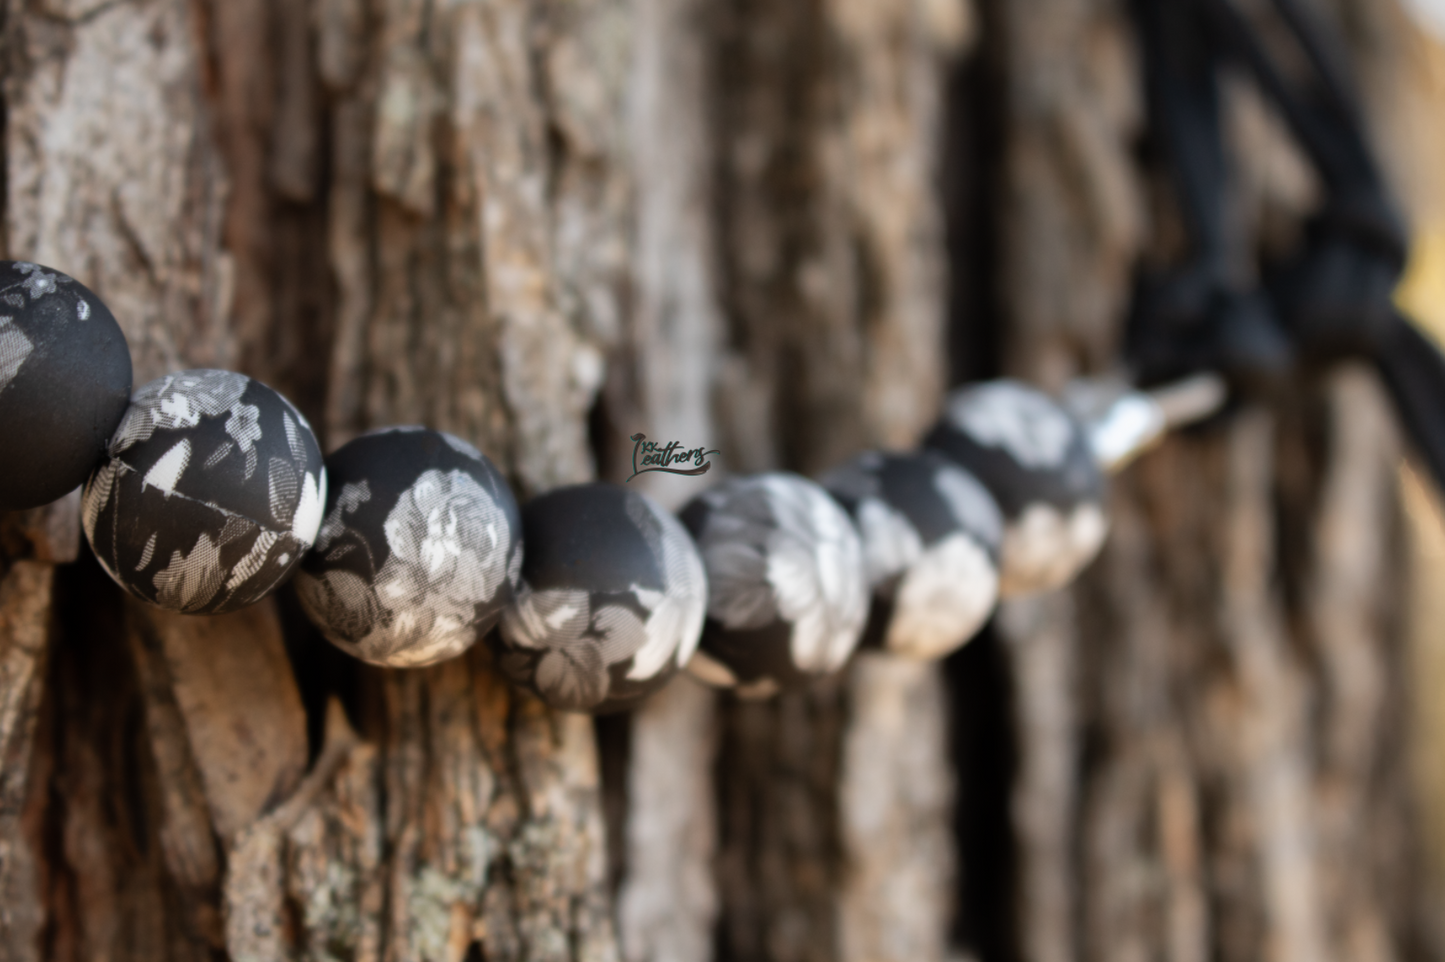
xmin=82 ymin=370 xmax=326 ymax=615
xmin=822 ymin=451 xmax=1003 ymax=661
xmin=493 ymin=485 xmax=707 ymax=714
xmin=0 ymin=315 xmax=33 ymax=395
xmin=685 ymin=473 xmax=867 ymax=686
xmin=295 ymin=429 xmax=522 ymax=668
xmin=0 ymin=262 xmax=92 ymax=396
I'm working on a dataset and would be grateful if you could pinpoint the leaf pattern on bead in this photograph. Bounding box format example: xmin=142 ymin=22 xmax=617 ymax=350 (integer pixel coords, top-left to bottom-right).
xmin=502 ymin=586 xmax=614 ymax=709
xmin=497 ymin=489 xmax=707 ymax=712
xmin=0 ymin=315 xmax=34 ymax=395
xmin=497 ymin=488 xmax=710 ymax=710
xmin=82 ymin=369 xmax=325 ymax=615
xmin=0 ymin=262 xmax=81 ymax=394
xmin=152 ymin=529 xmax=230 ymax=612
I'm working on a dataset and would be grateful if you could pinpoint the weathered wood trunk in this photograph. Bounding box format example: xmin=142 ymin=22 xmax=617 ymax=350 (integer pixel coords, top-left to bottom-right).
xmin=2 ymin=0 xmax=1443 ymax=960
xmin=950 ymin=2 xmax=1445 ymax=961
xmin=2 ymin=0 xmax=629 ymax=957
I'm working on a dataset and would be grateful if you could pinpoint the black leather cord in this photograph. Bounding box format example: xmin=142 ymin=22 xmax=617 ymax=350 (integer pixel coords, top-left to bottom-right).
xmin=1377 ymin=314 xmax=1445 ymax=490
xmin=1129 ymin=0 xmax=1445 ymax=493
xmin=1127 ymin=0 xmax=1294 ymax=393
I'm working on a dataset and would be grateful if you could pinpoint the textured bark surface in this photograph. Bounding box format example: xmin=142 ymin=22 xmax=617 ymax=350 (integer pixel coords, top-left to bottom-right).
xmin=0 ymin=561 xmax=52 ymax=962
xmin=702 ymin=1 xmax=967 ymax=960
xmin=606 ymin=1 xmax=968 ymax=960
xmin=0 ymin=0 xmax=1439 ymax=959
xmin=966 ymin=1 xmax=1437 ymax=961
xmin=603 ymin=0 xmax=725 ymax=958
xmin=2 ymin=0 xmax=628 ymax=957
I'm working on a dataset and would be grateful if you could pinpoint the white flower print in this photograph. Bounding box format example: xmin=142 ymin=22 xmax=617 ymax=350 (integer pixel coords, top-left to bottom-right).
xmin=501 ymin=586 xmax=613 ymax=707
xmin=762 ymin=475 xmax=866 ymax=673
xmin=592 ymin=604 xmax=650 ymax=665
xmin=627 ymin=586 xmax=688 ymax=680
xmin=111 ymin=370 xmax=250 ymax=455
xmin=13 ymin=262 xmax=59 ymax=300
xmin=700 ymin=484 xmax=782 ymax=628
xmin=226 ymin=402 xmax=263 ymax=479
xmin=947 ymin=380 xmax=1075 ymax=471
xmin=886 ymin=533 xmax=998 ymax=660
xmin=998 ymin=501 xmax=1109 ymax=598
xmin=501 ymin=523 xmax=702 ymax=703
xmin=0 ymin=315 xmax=33 ymax=394
xmin=305 ymin=462 xmax=517 ymax=667
xmin=699 ymin=475 xmax=866 ymax=675
xmin=382 ymin=470 xmax=511 ymax=606
xmin=348 ymin=468 xmax=515 ymax=664
xmin=703 ymin=539 xmax=776 ymax=629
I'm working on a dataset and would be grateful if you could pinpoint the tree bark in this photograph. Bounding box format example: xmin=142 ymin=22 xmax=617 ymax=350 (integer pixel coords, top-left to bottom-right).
xmin=965 ymin=2 xmax=1439 ymax=961
xmin=3 ymin=0 xmax=629 ymax=957
xmin=1 ymin=0 xmax=1441 ymax=960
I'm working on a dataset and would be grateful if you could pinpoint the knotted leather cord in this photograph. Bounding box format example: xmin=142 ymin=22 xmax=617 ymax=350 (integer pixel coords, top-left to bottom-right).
xmin=1129 ymin=0 xmax=1445 ymax=492
xmin=1128 ymin=0 xmax=1293 ymax=393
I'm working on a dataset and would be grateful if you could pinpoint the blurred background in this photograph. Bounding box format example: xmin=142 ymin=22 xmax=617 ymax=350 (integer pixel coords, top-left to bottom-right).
xmin=4 ymin=0 xmax=1445 ymax=961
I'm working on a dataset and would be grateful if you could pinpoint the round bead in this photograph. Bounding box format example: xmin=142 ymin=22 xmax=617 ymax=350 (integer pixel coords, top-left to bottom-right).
xmin=82 ymin=370 xmax=325 ymax=614
xmin=0 ymin=261 xmax=132 ymax=510
xmin=924 ymin=379 xmax=1108 ymax=597
xmin=822 ymin=451 xmax=1002 ymax=660
xmin=492 ymin=483 xmax=707 ymax=714
xmin=295 ymin=428 xmax=522 ymax=668
xmin=680 ymin=473 xmax=868 ymax=698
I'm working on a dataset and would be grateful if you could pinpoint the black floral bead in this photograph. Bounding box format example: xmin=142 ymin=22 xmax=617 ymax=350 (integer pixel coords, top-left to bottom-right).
xmin=681 ymin=473 xmax=868 ymax=698
xmin=0 ymin=261 xmax=132 ymax=510
xmin=924 ymin=379 xmax=1108 ymax=597
xmin=822 ymin=451 xmax=1002 ymax=660
xmin=492 ymin=482 xmax=707 ymax=714
xmin=82 ymin=370 xmax=325 ymax=614
xmin=295 ymin=427 xmax=522 ymax=668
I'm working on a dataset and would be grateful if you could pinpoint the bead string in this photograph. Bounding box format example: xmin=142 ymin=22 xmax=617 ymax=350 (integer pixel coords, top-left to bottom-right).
xmin=0 ymin=260 xmax=1224 ymax=715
